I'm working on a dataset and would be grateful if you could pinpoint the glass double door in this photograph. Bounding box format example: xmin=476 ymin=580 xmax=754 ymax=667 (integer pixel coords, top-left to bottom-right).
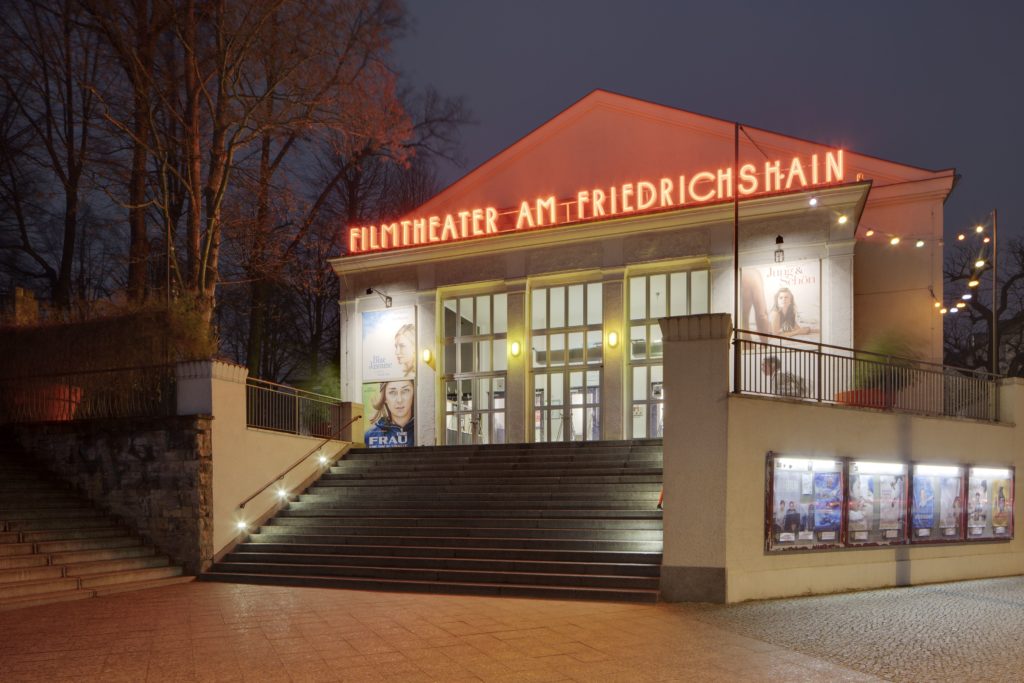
xmin=442 ymin=293 xmax=507 ymax=445
xmin=531 ymin=283 xmax=603 ymax=442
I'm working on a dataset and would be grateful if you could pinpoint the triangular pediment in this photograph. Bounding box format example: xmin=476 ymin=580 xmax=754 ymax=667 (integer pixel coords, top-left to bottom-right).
xmin=407 ymin=90 xmax=952 ymax=220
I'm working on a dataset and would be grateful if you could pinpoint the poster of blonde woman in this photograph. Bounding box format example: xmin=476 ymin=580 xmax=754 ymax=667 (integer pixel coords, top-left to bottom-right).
xmin=740 ymin=260 xmax=821 ymax=342
xmin=362 ymin=308 xmax=416 ymax=382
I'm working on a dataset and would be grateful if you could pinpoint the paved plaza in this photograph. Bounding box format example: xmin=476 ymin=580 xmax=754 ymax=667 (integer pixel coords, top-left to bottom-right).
xmin=1 ymin=576 xmax=1021 ymax=682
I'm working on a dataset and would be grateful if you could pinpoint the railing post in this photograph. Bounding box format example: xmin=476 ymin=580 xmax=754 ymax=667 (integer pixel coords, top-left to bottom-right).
xmin=732 ymin=334 xmax=741 ymax=394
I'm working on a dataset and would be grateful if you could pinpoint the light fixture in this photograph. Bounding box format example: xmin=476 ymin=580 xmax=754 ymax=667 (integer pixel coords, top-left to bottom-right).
xmin=968 ymin=279 xmax=980 ymax=288
xmin=774 ymin=235 xmax=785 ymax=263
xmin=957 ymin=234 xmax=966 ymax=241
xmin=948 ymin=307 xmax=957 ymax=314
xmin=975 ymin=225 xmax=984 ymax=233
xmin=975 ymin=259 xmax=985 ymax=268
xmin=837 ymin=215 xmax=848 ymax=225
xmin=276 ymin=488 xmax=288 ymax=499
xmin=956 ymin=301 xmax=966 ymax=308
xmin=607 ymin=331 xmax=619 ymax=348
xmin=889 ymin=237 xmax=900 ymax=246
xmin=940 ymin=308 xmax=948 ymax=314
xmin=510 ymin=341 xmax=521 ymax=357
xmin=934 ymin=301 xmax=941 ymax=308
xmin=236 ymin=521 xmax=247 ymax=531
xmin=983 ymin=237 xmax=990 ymax=243
xmin=962 ymin=293 xmax=972 ymax=300
xmin=915 ymin=240 xmax=925 ymax=248
xmin=808 ymin=197 xmax=818 ymax=206
xmin=365 ymin=287 xmax=392 ymax=308
xmin=865 ymin=229 xmax=875 ymax=237
xmin=421 ymin=348 xmax=432 ymax=364
xmin=318 ymin=454 xmax=328 ymax=465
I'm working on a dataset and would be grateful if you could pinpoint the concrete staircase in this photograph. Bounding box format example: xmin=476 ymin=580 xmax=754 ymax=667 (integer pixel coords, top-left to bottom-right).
xmin=0 ymin=454 xmax=191 ymax=611
xmin=204 ymin=440 xmax=663 ymax=602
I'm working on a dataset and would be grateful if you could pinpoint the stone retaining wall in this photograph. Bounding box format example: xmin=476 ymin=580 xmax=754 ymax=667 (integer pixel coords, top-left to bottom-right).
xmin=8 ymin=415 xmax=214 ymax=574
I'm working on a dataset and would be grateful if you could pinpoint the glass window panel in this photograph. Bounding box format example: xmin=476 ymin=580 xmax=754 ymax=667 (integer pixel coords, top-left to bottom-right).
xmin=550 ymin=373 xmax=564 ymax=405
xmin=444 ymin=341 xmax=456 ymax=375
xmin=478 ymin=377 xmax=490 ymax=408
xmin=651 ymin=364 xmax=663 ymax=383
xmin=476 ymin=295 xmax=491 ymax=335
xmin=587 ymin=282 xmax=603 ymax=325
xmin=478 ymin=413 xmax=489 ymax=444
xmin=493 ymin=410 xmax=505 ymax=444
xmin=459 ymin=341 xmax=473 ymax=373
xmin=629 ymin=276 xmax=646 ymax=321
xmin=445 ymin=380 xmax=458 ymax=407
xmin=632 ymin=404 xmax=647 ymax=439
xmin=549 ymin=333 xmax=565 ymax=366
xmin=459 ymin=297 xmax=474 ymax=336
xmin=531 ymin=288 xmax=546 ymax=330
xmin=493 ymin=339 xmax=507 ymax=371
xmin=532 ymin=336 xmax=546 ymax=368
xmin=633 ymin=366 xmax=648 ymax=400
xmin=493 ymin=293 xmax=508 ymax=334
xmin=444 ymin=299 xmax=458 ymax=338
xmin=477 ymin=340 xmax=491 ymax=372
xmin=571 ymin=408 xmax=584 ymax=441
xmin=587 ymin=407 xmax=600 ymax=441
xmin=691 ymin=270 xmax=709 ymax=314
xmin=568 ymin=332 xmax=585 ymax=365
xmin=550 ymin=286 xmax=565 ymax=328
xmin=650 ymin=274 xmax=667 ymax=318
xmin=587 ymin=330 xmax=602 ymax=364
xmin=670 ymin=273 xmax=688 ymax=316
xmin=570 ymin=371 xmax=584 ymax=400
xmin=649 ymin=323 xmax=663 ymax=359
xmin=649 ymin=403 xmax=664 ymax=438
xmin=586 ymin=371 xmax=600 ymax=401
xmin=568 ymin=285 xmax=584 ymax=327
xmin=630 ymin=325 xmax=647 ymax=360
xmin=494 ymin=376 xmax=506 ymax=396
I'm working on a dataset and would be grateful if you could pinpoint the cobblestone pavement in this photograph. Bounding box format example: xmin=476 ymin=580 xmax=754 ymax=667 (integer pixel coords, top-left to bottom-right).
xmin=0 ymin=576 xmax=1020 ymax=681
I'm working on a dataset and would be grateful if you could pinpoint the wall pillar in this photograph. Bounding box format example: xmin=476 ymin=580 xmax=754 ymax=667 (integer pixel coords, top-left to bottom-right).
xmin=505 ymin=284 xmax=528 ymax=443
xmin=602 ymin=274 xmax=625 ymax=440
xmin=659 ymin=313 xmax=733 ymax=602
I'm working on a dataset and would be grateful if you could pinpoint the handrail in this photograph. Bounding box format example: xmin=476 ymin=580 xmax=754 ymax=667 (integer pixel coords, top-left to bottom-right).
xmin=238 ymin=412 xmax=362 ymax=510
xmin=246 ymin=375 xmax=340 ymax=403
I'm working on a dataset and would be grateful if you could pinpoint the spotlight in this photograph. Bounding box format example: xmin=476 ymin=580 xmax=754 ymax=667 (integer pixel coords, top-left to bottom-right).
xmin=318 ymin=454 xmax=328 ymax=465
xmin=276 ymin=488 xmax=288 ymax=499
xmin=948 ymin=307 xmax=958 ymax=313
xmin=236 ymin=521 xmax=247 ymax=531
xmin=808 ymin=197 xmax=818 ymax=206
xmin=983 ymin=237 xmax=990 ymax=244
xmin=934 ymin=301 xmax=941 ymax=308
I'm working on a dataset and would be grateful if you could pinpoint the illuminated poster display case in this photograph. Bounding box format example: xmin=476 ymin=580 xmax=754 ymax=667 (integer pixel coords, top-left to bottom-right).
xmin=766 ymin=454 xmax=843 ymax=551
xmin=966 ymin=466 xmax=1015 ymax=540
xmin=910 ymin=464 xmax=965 ymax=542
xmin=846 ymin=461 xmax=909 ymax=546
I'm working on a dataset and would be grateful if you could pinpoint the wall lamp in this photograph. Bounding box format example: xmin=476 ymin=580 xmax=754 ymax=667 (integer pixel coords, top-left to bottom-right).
xmin=607 ymin=331 xmax=619 ymax=348
xmin=421 ymin=348 xmax=432 ymax=364
xmin=365 ymin=287 xmax=392 ymax=308
xmin=510 ymin=341 xmax=522 ymax=358
xmin=774 ymin=235 xmax=785 ymax=263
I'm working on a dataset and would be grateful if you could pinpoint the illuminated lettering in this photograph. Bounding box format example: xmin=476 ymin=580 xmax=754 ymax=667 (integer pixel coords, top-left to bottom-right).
xmin=369 ymin=225 xmax=380 ymax=250
xmin=412 ymin=218 xmax=427 ymax=244
xmin=738 ymin=163 xmax=757 ymax=195
xmin=486 ymin=207 xmax=498 ymax=233
xmin=688 ymin=171 xmax=716 ymax=203
xmin=576 ymin=190 xmax=590 ymax=221
xmin=610 ymin=186 xmax=618 ymax=214
xmin=826 ymin=150 xmax=844 ymax=183
xmin=678 ymin=175 xmax=686 ymax=204
xmin=621 ymin=183 xmax=635 ymax=213
xmin=381 ymin=222 xmax=398 ymax=248
xmin=348 ymin=226 xmax=362 ymax=253
xmin=785 ymin=158 xmax=807 ymax=189
xmin=536 ymin=196 xmax=556 ymax=226
xmin=659 ymin=178 xmax=673 ymax=207
xmin=441 ymin=215 xmax=458 ymax=241
xmin=593 ymin=189 xmax=607 ymax=217
xmin=471 ymin=209 xmax=485 ymax=235
xmin=401 ymin=220 xmax=412 ymax=245
xmin=516 ymin=201 xmax=535 ymax=229
xmin=428 ymin=216 xmax=441 ymax=242
xmin=811 ymin=154 xmax=819 ymax=184
xmin=458 ymin=211 xmax=471 ymax=238
xmin=764 ymin=161 xmax=782 ymax=193
xmin=637 ymin=181 xmax=656 ymax=210
xmin=716 ymin=168 xmax=733 ymax=200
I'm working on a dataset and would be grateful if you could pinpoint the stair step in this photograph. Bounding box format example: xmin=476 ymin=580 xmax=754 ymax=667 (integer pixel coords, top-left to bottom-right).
xmin=92 ymin=575 xmax=195 ymax=597
xmin=0 ymin=508 xmax=103 ymax=521
xmin=49 ymin=545 xmax=156 ymax=565
xmin=247 ymin=531 xmax=662 ymax=552
xmin=65 ymin=555 xmax=170 ymax=577
xmin=260 ymin=522 xmax=663 ymax=541
xmin=200 ymin=571 xmax=658 ymax=603
xmin=6 ymin=517 xmax=120 ymax=532
xmin=78 ymin=565 xmax=183 ymax=588
xmin=0 ymin=576 xmax=79 ymax=600
xmin=274 ymin=512 xmax=663 ymax=530
xmin=0 ymin=554 xmax=49 ymax=570
xmin=0 ymin=565 xmax=65 ymax=585
xmin=281 ymin=505 xmax=662 ymax=520
xmin=0 ymin=543 xmax=34 ymax=557
xmin=0 ymin=531 xmax=20 ymax=543
xmin=28 ymin=529 xmax=130 ymax=546
xmin=0 ymin=587 xmax=92 ymax=612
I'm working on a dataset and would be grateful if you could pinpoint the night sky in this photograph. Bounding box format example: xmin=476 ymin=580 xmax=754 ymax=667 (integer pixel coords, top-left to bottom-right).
xmin=395 ymin=1 xmax=1024 ymax=241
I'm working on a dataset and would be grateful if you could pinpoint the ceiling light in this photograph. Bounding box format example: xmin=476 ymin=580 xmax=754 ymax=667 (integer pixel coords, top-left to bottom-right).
xmin=889 ymin=237 xmax=900 ymax=246
xmin=808 ymin=197 xmax=818 ymax=206
xmin=837 ymin=215 xmax=848 ymax=225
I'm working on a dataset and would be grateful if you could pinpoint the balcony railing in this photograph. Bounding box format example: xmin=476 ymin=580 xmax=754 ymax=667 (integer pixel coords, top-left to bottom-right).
xmin=246 ymin=377 xmax=344 ymax=438
xmin=733 ymin=330 xmax=1000 ymax=421
xmin=0 ymin=364 xmax=177 ymax=424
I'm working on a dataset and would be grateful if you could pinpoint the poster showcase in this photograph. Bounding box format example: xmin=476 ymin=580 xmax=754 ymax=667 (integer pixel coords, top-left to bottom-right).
xmin=967 ymin=467 xmax=1014 ymax=539
xmin=910 ymin=464 xmax=965 ymax=541
xmin=847 ymin=461 xmax=908 ymax=546
xmin=361 ymin=308 xmax=416 ymax=448
xmin=768 ymin=455 xmax=843 ymax=550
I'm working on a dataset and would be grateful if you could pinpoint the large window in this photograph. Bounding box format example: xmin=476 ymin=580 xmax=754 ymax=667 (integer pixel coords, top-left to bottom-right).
xmin=442 ymin=293 xmax=507 ymax=444
xmin=628 ymin=270 xmax=709 ymax=438
xmin=531 ymin=283 xmax=603 ymax=442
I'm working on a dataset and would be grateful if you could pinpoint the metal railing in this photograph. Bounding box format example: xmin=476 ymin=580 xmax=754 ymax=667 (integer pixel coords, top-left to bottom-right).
xmin=0 ymin=364 xmax=177 ymax=424
xmin=246 ymin=377 xmax=346 ymax=438
xmin=733 ymin=330 xmax=1000 ymax=422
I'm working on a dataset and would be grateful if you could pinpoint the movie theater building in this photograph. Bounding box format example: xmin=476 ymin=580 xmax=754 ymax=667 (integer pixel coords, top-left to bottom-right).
xmin=330 ymin=90 xmax=954 ymax=448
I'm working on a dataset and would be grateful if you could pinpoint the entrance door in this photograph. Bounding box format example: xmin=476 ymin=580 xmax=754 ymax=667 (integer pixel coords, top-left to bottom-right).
xmin=531 ymin=283 xmax=603 ymax=442
xmin=441 ymin=293 xmax=507 ymax=445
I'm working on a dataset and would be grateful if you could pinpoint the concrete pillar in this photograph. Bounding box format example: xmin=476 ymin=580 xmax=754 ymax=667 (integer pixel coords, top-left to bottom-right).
xmin=658 ymin=313 xmax=732 ymax=602
xmin=176 ymin=359 xmax=248 ymax=417
xmin=602 ymin=274 xmax=625 ymax=440
xmin=417 ymin=292 xmax=437 ymax=446
xmin=505 ymin=284 xmax=528 ymax=443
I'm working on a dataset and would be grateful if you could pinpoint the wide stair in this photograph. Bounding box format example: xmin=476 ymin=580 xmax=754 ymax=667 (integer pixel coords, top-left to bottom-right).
xmin=0 ymin=453 xmax=191 ymax=611
xmin=204 ymin=440 xmax=663 ymax=602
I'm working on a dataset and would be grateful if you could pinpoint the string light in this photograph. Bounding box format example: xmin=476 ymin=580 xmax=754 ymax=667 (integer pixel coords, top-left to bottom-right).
xmin=974 ymin=259 xmax=986 ymax=268
xmin=957 ymin=234 xmax=966 ymax=241
xmin=962 ymin=293 xmax=972 ymax=300
xmin=889 ymin=236 xmax=900 ymax=246
xmin=975 ymin=225 xmax=984 ymax=233
xmin=968 ymin=279 xmax=980 ymax=288
xmin=865 ymin=229 xmax=875 ymax=237
xmin=915 ymin=240 xmax=925 ymax=248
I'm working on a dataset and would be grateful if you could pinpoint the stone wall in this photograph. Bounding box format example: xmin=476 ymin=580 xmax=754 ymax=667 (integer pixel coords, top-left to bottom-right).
xmin=8 ymin=415 xmax=214 ymax=574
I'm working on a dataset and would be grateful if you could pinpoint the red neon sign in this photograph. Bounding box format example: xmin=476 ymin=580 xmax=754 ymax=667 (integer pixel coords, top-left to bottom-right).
xmin=347 ymin=150 xmax=844 ymax=255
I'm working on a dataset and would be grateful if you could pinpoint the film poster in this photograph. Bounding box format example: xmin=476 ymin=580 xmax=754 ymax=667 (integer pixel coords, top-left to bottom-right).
xmin=848 ymin=474 xmax=875 ymax=532
xmin=812 ymin=472 xmax=841 ymax=532
xmin=992 ymin=478 xmax=1011 ymax=528
xmin=912 ymin=477 xmax=935 ymax=529
xmin=361 ymin=307 xmax=416 ymax=448
xmin=879 ymin=475 xmax=905 ymax=530
xmin=939 ymin=477 xmax=962 ymax=530
xmin=740 ymin=260 xmax=821 ymax=342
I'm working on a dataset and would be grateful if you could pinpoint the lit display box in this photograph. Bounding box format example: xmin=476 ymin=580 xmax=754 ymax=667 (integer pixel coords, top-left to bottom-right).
xmin=966 ymin=467 xmax=1015 ymax=540
xmin=846 ymin=460 xmax=909 ymax=546
xmin=910 ymin=464 xmax=965 ymax=542
xmin=766 ymin=454 xmax=843 ymax=551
